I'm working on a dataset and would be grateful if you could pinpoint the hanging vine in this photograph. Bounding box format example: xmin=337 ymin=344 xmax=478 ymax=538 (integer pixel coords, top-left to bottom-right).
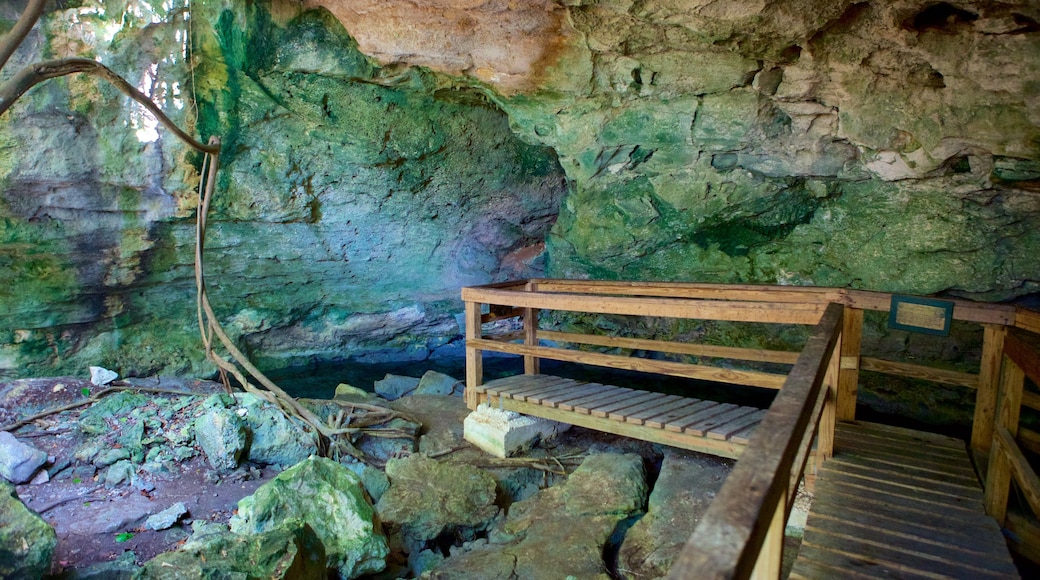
xmin=0 ymin=0 xmax=413 ymax=460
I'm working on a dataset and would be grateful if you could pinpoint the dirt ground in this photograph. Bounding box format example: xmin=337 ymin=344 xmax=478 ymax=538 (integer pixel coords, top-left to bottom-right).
xmin=2 ymin=377 xmax=279 ymax=576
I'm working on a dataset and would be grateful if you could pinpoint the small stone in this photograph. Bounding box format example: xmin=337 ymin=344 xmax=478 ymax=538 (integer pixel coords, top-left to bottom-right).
xmin=104 ymin=460 xmax=135 ymax=488
xmin=145 ymin=502 xmax=188 ymax=531
xmin=29 ymin=470 xmax=49 ymax=485
xmin=89 ymin=366 xmax=119 ymax=386
xmin=374 ymin=374 xmax=420 ymax=400
xmin=0 ymin=431 xmax=49 ymax=484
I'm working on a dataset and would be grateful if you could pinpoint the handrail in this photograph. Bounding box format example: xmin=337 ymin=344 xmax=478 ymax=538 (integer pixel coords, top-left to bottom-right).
xmin=666 ymin=302 xmax=845 ymax=579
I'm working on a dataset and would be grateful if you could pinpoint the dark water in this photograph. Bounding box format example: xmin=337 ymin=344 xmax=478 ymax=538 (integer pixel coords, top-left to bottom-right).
xmin=260 ymin=354 xmax=779 ymax=409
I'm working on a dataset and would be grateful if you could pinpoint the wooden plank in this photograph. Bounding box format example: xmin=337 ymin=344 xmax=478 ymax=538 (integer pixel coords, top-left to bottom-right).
xmin=997 ymin=425 xmax=1040 ymax=519
xmin=807 ymin=510 xmax=1016 ymax=569
xmin=527 ymin=278 xmax=843 ymax=303
xmin=554 ymin=383 xmax=617 ymax=410
xmin=1006 ymin=328 xmax=1040 ymax=386
xmin=973 ymin=324 xmax=1008 ymax=452
xmin=841 ymin=423 xmax=967 ymax=456
xmin=487 ymin=376 xmax=573 ymax=400
xmin=818 ymin=486 xmax=1000 ymax=533
xmin=623 ymin=395 xmax=688 ymax=425
xmin=832 ymin=448 xmax=979 ymax=487
xmin=809 ymin=495 xmax=990 ymax=548
xmin=837 ymin=307 xmax=863 ymax=420
xmin=686 ymin=406 xmax=759 ymax=437
xmin=819 ymin=468 xmax=985 ymax=513
xmin=1016 ymin=306 xmax=1040 ymax=334
xmin=844 ymin=288 xmax=1016 ymax=325
xmin=605 ymin=394 xmax=679 ymax=422
xmin=790 ymin=557 xmax=879 ymax=580
xmin=707 ymin=409 xmax=765 ymax=441
xmin=729 ymin=423 xmax=761 ymax=446
xmin=591 ymin=391 xmax=663 ymax=418
xmin=490 ymin=395 xmax=745 ymax=459
xmin=836 ymin=432 xmax=975 ymax=469
xmin=797 ymin=538 xmax=1012 ymax=579
xmin=667 ymin=303 xmax=844 ymax=580
xmin=643 ymin=399 xmax=714 ymax=430
xmin=822 ymin=459 xmax=983 ymax=502
xmin=537 ymin=329 xmax=800 ymax=365
xmin=465 ymin=300 xmax=483 ymax=410
xmin=860 ymin=357 xmax=979 ymax=388
xmin=461 ymin=286 xmax=827 ymax=324
xmin=1020 ymin=427 xmax=1040 ymax=456
xmin=542 ymin=382 xmax=613 ymax=408
xmin=749 ymin=486 xmax=785 ymax=579
xmin=470 ymin=338 xmax=788 ymax=388
xmin=524 ymin=380 xmax=589 ymax=404
xmin=573 ymin=388 xmax=635 ymax=415
xmin=841 ymin=421 xmax=967 ymax=448
xmin=664 ymin=402 xmax=733 ymax=433
xmin=1023 ymin=390 xmax=1040 ymax=412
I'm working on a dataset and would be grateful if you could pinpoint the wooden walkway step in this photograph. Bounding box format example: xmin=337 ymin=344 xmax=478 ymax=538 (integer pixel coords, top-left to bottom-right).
xmin=791 ymin=421 xmax=1019 ymax=579
xmin=474 ymin=374 xmax=764 ymax=458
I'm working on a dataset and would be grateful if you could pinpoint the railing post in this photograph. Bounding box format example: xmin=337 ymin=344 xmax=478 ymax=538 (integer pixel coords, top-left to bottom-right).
xmin=524 ymin=281 xmax=540 ymax=375
xmin=465 ymin=300 xmax=484 ymax=410
xmin=984 ymin=354 xmax=1025 ymax=523
xmin=837 ymin=307 xmax=862 ymax=421
xmin=751 ymin=487 xmax=787 ymax=580
xmin=973 ymin=324 xmax=1008 ymax=452
xmin=817 ymin=330 xmax=842 ymax=465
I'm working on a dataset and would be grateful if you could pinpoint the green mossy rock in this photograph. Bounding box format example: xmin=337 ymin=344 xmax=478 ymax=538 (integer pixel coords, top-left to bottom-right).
xmin=0 ymin=481 xmax=56 ymax=579
xmin=230 ymin=456 xmax=389 ymax=579
xmin=136 ymin=521 xmax=326 ymax=580
xmin=376 ymin=454 xmax=499 ymax=547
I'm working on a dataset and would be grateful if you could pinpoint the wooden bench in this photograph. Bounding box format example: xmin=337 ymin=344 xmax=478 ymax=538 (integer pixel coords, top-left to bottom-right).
xmin=462 ymin=279 xmax=835 ymax=459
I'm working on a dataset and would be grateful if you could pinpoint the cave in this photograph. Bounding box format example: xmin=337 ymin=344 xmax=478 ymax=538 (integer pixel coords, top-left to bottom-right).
xmin=1 ymin=0 xmax=1039 ymax=578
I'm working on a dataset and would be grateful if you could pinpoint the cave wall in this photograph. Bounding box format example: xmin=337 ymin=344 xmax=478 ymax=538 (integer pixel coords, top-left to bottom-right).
xmin=0 ymin=0 xmax=565 ymax=378
xmin=1 ymin=0 xmax=1039 ymax=380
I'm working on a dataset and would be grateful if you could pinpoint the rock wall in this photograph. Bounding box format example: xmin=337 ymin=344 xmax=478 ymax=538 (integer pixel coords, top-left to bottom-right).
xmin=1 ymin=0 xmax=1039 ymax=380
xmin=0 ymin=0 xmax=566 ymax=378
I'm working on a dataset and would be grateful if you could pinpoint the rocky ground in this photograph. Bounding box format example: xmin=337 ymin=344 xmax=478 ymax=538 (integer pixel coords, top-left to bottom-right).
xmin=1 ymin=371 xmax=810 ymax=579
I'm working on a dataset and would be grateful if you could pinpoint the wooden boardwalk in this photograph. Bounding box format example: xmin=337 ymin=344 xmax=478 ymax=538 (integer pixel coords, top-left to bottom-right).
xmin=475 ymin=374 xmax=765 ymax=459
xmin=791 ymin=421 xmax=1018 ymax=579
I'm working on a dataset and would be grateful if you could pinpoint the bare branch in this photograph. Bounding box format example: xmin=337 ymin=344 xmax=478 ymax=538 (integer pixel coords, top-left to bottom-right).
xmin=0 ymin=0 xmax=46 ymax=72
xmin=0 ymin=57 xmax=218 ymax=154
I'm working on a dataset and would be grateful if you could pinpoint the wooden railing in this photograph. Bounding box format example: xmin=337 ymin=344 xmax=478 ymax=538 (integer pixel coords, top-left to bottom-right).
xmin=984 ymin=319 xmax=1040 ymax=563
xmin=666 ymin=302 xmax=844 ymax=578
xmin=461 ymin=279 xmax=1033 ymax=577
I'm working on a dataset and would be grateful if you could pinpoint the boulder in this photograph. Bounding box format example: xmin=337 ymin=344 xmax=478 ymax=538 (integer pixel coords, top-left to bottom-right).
xmin=193 ymin=395 xmax=248 ymax=472
xmin=230 ymin=456 xmax=388 ymax=578
xmin=430 ymin=452 xmax=647 ymax=578
xmin=0 ymin=432 xmax=48 ymax=484
xmin=234 ymin=393 xmax=319 ymax=467
xmin=376 ymin=454 xmax=499 ymax=548
xmin=374 ymin=374 xmax=421 ymax=400
xmin=76 ymin=391 xmax=150 ymax=436
xmin=413 ymin=371 xmax=463 ymax=396
xmin=0 ymin=481 xmax=57 ymax=579
xmin=334 ymin=383 xmax=378 ymax=404
xmin=619 ymin=450 xmax=732 ymax=578
xmin=389 ymin=394 xmax=469 ymax=455
xmin=138 ymin=521 xmax=326 ymax=580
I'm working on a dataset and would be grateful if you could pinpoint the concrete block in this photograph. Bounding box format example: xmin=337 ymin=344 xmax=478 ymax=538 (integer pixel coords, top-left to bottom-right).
xmin=463 ymin=404 xmax=570 ymax=458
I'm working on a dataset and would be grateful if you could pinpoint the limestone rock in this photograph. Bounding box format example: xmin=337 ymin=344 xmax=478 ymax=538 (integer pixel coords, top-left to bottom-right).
xmin=230 ymin=456 xmax=389 ymax=578
xmin=389 ymin=394 xmax=470 ymax=455
xmin=619 ymin=450 xmax=732 ymax=578
xmin=463 ymin=403 xmax=569 ymax=458
xmin=374 ymin=374 xmax=421 ymax=400
xmin=334 ymin=383 xmax=377 ymax=404
xmin=376 ymin=454 xmax=499 ymax=548
xmin=414 ymin=370 xmax=464 ymax=396
xmin=0 ymin=432 xmax=48 ymax=484
xmin=234 ymin=393 xmax=319 ymax=467
xmin=77 ymin=391 xmax=149 ymax=436
xmin=138 ymin=521 xmax=326 ymax=580
xmin=0 ymin=481 xmax=57 ymax=578
xmin=430 ymin=452 xmax=647 ymax=578
xmin=88 ymin=366 xmax=118 ymax=386
xmin=145 ymin=502 xmax=188 ymax=531
xmin=193 ymin=395 xmax=248 ymax=472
